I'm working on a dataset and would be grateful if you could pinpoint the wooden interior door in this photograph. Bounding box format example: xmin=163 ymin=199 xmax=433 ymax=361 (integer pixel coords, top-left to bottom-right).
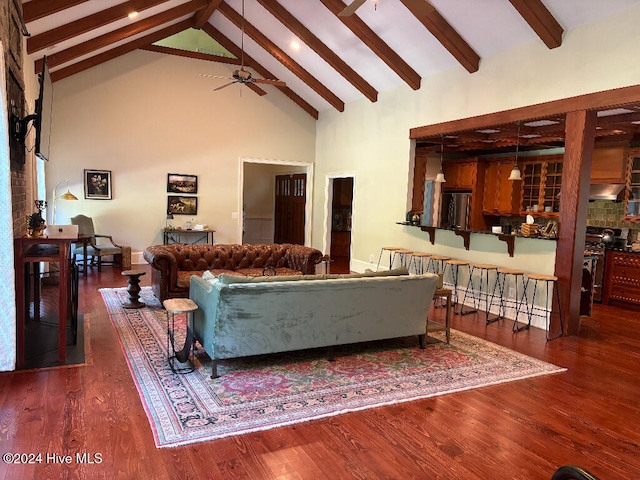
xmin=274 ymin=174 xmax=306 ymax=245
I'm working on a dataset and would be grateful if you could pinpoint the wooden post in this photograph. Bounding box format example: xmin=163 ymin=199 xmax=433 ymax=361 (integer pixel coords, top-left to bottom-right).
xmin=556 ymin=110 xmax=596 ymax=336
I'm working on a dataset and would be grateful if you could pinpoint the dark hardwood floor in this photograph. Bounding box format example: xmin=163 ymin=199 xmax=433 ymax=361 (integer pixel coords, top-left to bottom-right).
xmin=1 ymin=265 xmax=639 ymax=479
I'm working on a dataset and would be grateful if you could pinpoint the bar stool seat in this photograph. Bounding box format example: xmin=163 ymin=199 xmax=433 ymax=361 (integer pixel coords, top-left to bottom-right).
xmin=515 ymin=273 xmax=564 ymax=340
xmin=410 ymin=252 xmax=432 ymax=275
xmin=377 ymin=246 xmax=402 ymax=271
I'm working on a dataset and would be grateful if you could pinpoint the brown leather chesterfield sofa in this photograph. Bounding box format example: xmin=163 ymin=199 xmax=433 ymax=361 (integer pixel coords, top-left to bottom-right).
xmin=143 ymin=243 xmax=324 ymax=302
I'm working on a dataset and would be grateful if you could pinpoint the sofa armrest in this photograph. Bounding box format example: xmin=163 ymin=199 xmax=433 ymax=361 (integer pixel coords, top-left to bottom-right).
xmin=284 ymin=244 xmax=324 ymax=274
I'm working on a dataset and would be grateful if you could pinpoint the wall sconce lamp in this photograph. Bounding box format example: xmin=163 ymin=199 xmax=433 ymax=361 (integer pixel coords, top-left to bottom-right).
xmin=52 ymin=180 xmax=78 ymax=224
xmin=435 ymin=134 xmax=446 ymax=183
xmin=508 ymin=122 xmax=523 ymax=181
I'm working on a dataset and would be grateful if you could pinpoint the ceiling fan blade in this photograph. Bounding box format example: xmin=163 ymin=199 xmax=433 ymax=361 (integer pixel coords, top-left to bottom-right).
xmin=213 ymin=81 xmax=238 ymax=91
xmin=199 ymin=73 xmax=234 ymax=80
xmin=253 ymin=78 xmax=287 ymax=88
xmin=339 ymin=0 xmax=367 ymax=17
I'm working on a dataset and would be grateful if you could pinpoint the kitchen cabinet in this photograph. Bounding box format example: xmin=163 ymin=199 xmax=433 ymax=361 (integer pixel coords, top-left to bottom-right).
xmin=521 ymin=158 xmax=562 ymax=216
xmin=442 ymin=160 xmax=476 ymax=190
xmin=481 ymin=160 xmax=522 ymax=215
xmin=591 ymin=145 xmax=627 ymax=184
xmin=625 ymin=153 xmax=640 ymax=219
xmin=603 ymin=250 xmax=640 ymax=309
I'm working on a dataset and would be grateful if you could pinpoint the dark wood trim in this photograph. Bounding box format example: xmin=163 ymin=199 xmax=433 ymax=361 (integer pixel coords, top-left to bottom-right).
xmin=319 ymin=0 xmax=421 ymax=90
xmin=399 ymin=0 xmax=480 ymax=73
xmin=508 ymin=0 xmax=564 ymax=49
xmin=50 ymin=19 xmax=193 ymax=81
xmin=556 ymin=109 xmax=596 ymax=336
xmin=192 ymin=0 xmax=224 ymax=29
xmin=202 ymin=23 xmax=319 ymax=119
xmin=410 ymin=83 xmax=640 ymax=139
xmin=256 ymin=0 xmax=378 ymax=103
xmin=218 ymin=2 xmax=345 ymax=112
xmin=23 ymin=0 xmax=89 ymax=23
xmin=34 ymin=0 xmax=209 ymax=72
xmin=27 ymin=0 xmax=171 ymax=54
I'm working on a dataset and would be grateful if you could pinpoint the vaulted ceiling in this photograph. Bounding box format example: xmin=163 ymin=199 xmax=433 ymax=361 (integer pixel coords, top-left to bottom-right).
xmin=20 ymin=0 xmax=640 ymax=145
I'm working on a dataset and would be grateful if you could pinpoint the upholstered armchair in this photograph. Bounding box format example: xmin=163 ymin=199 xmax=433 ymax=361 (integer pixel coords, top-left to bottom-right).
xmin=70 ymin=214 xmax=122 ymax=272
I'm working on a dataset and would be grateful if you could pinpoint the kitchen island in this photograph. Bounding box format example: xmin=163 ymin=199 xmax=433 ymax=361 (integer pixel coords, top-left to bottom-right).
xmin=603 ymin=248 xmax=640 ymax=310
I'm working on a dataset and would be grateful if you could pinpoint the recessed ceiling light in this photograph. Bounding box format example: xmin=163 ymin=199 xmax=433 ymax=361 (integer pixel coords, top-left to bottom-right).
xmin=290 ymin=40 xmax=301 ymax=51
xmin=523 ymin=120 xmax=559 ymax=127
xmin=128 ymin=11 xmax=139 ymax=19
xmin=597 ymin=108 xmax=635 ymax=117
xmin=476 ymin=129 xmax=500 ymax=134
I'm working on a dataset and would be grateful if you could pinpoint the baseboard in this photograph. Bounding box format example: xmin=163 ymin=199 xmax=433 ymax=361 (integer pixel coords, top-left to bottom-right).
xmin=132 ymin=251 xmax=145 ymax=265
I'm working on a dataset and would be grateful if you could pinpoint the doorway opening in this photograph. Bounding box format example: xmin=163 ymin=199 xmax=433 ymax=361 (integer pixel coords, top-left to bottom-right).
xmin=240 ymin=158 xmax=313 ymax=246
xmin=325 ymin=175 xmax=354 ymax=274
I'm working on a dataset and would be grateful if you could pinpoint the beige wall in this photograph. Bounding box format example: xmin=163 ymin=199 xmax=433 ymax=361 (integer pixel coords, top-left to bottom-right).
xmin=314 ymin=6 xmax=640 ymax=274
xmin=47 ymin=50 xmax=316 ymax=255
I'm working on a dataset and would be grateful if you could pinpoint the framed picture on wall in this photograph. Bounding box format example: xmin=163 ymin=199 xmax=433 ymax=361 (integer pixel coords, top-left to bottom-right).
xmin=167 ymin=173 xmax=198 ymax=194
xmin=84 ymin=169 xmax=112 ymax=200
xmin=168 ymin=195 xmax=197 ymax=215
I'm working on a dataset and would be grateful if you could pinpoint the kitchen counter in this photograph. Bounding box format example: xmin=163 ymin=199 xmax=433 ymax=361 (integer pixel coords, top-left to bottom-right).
xmin=397 ymin=222 xmax=556 ymax=256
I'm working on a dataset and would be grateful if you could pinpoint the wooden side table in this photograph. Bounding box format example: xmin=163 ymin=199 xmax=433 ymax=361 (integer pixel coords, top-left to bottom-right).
xmin=428 ymin=288 xmax=452 ymax=343
xmin=163 ymin=298 xmax=198 ymax=373
xmin=121 ymin=270 xmax=146 ymax=309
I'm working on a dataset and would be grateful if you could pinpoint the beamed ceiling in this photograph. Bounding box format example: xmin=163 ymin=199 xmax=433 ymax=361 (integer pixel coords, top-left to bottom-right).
xmin=20 ymin=0 xmax=640 ymax=149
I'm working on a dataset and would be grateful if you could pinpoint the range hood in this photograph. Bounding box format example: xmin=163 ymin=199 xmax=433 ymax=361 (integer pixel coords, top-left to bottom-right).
xmin=589 ymin=184 xmax=625 ymax=201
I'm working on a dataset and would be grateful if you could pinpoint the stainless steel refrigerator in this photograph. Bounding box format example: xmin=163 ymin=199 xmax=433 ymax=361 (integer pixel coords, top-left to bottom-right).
xmin=439 ymin=192 xmax=472 ymax=230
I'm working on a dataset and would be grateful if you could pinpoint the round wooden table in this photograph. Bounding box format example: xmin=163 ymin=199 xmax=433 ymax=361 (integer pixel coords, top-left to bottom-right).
xmin=121 ymin=270 xmax=146 ymax=309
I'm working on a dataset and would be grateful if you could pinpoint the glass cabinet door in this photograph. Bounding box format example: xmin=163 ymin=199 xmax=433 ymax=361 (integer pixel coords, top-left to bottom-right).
xmin=522 ymin=162 xmax=542 ymax=212
xmin=627 ymin=156 xmax=640 ymax=216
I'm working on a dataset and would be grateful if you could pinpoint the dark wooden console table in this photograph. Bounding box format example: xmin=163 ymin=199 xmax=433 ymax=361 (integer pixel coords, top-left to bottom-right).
xmin=14 ymin=237 xmax=74 ymax=367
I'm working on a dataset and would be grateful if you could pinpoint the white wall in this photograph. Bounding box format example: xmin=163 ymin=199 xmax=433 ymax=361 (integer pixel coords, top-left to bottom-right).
xmin=47 ymin=50 xmax=316 ymax=257
xmin=314 ymin=7 xmax=640 ymax=275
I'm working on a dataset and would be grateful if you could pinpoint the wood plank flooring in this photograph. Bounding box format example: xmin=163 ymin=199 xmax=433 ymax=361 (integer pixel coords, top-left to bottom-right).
xmin=1 ymin=265 xmax=639 ymax=479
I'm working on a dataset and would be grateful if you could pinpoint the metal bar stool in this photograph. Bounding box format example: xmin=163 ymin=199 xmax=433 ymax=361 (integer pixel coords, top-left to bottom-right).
xmin=410 ymin=252 xmax=432 ymax=275
xmin=461 ymin=264 xmax=497 ymax=317
xmin=445 ymin=259 xmax=471 ymax=314
xmin=427 ymin=255 xmax=450 ymax=275
xmin=514 ymin=273 xmax=564 ymax=341
xmin=487 ymin=267 xmax=527 ymax=325
xmin=395 ymin=249 xmax=413 ymax=269
xmin=376 ymin=246 xmax=401 ymax=271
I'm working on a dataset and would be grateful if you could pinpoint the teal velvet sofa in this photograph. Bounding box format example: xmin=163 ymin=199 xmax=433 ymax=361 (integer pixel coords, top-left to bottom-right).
xmin=189 ymin=268 xmax=440 ymax=378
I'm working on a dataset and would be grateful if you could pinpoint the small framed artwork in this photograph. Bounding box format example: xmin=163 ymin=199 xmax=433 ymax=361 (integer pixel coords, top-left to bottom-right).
xmin=168 ymin=195 xmax=197 ymax=215
xmin=167 ymin=173 xmax=197 ymax=194
xmin=84 ymin=169 xmax=112 ymax=200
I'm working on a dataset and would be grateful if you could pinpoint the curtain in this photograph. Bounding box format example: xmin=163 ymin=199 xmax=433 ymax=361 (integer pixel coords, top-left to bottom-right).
xmin=0 ymin=41 xmax=17 ymax=370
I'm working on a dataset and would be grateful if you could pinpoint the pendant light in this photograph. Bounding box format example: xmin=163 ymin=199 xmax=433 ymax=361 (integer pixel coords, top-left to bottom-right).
xmin=435 ymin=134 xmax=446 ymax=183
xmin=508 ymin=122 xmax=523 ymax=181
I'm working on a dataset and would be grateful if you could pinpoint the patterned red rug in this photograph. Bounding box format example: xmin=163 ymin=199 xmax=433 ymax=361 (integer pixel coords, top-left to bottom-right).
xmin=100 ymin=287 xmax=566 ymax=448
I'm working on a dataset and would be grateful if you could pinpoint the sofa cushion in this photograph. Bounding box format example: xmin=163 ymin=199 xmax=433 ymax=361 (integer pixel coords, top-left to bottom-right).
xmin=362 ymin=266 xmax=410 ymax=277
xmin=217 ymin=273 xmax=325 ymax=284
xmin=235 ymin=267 xmax=303 ymax=277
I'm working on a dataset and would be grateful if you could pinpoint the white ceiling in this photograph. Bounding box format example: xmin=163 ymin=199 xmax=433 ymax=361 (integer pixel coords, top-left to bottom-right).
xmin=22 ymin=0 xmax=640 ymax=115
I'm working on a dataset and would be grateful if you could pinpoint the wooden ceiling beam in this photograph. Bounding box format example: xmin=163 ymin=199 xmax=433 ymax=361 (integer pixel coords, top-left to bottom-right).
xmin=192 ymin=0 xmax=224 ymax=29
xmin=35 ymin=0 xmax=209 ymax=72
xmin=50 ymin=19 xmax=193 ymax=81
xmin=319 ymin=0 xmax=421 ymax=90
xmin=218 ymin=2 xmax=344 ymax=112
xmin=508 ymin=0 xmax=564 ymax=49
xmin=399 ymin=0 xmax=480 ymax=73
xmin=27 ymin=0 xmax=170 ymax=54
xmin=256 ymin=0 xmax=378 ymax=103
xmin=23 ymin=0 xmax=89 ymax=23
xmin=203 ymin=23 xmax=319 ymax=119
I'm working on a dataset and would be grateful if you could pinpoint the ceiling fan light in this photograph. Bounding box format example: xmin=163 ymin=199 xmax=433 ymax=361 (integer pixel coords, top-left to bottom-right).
xmin=508 ymin=165 xmax=522 ymax=181
xmin=435 ymin=172 xmax=446 ymax=183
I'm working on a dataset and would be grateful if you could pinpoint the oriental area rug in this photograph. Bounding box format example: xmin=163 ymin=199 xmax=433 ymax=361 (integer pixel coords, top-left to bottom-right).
xmin=100 ymin=286 xmax=566 ymax=449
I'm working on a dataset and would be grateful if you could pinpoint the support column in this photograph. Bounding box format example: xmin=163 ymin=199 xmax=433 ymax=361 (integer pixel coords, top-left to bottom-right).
xmin=555 ymin=109 xmax=596 ymax=336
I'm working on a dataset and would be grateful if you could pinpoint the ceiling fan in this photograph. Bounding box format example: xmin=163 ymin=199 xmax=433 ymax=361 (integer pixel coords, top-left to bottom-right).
xmin=200 ymin=0 xmax=286 ymax=91
xmin=339 ymin=0 xmax=377 ymax=17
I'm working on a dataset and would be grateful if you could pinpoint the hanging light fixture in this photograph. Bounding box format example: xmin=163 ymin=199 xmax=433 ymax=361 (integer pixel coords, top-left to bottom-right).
xmin=508 ymin=122 xmax=523 ymax=181
xmin=435 ymin=134 xmax=446 ymax=183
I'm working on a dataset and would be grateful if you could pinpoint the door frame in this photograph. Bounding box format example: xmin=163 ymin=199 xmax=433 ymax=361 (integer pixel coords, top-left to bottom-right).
xmin=323 ymin=172 xmax=356 ymax=260
xmin=239 ymin=157 xmax=314 ymax=246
